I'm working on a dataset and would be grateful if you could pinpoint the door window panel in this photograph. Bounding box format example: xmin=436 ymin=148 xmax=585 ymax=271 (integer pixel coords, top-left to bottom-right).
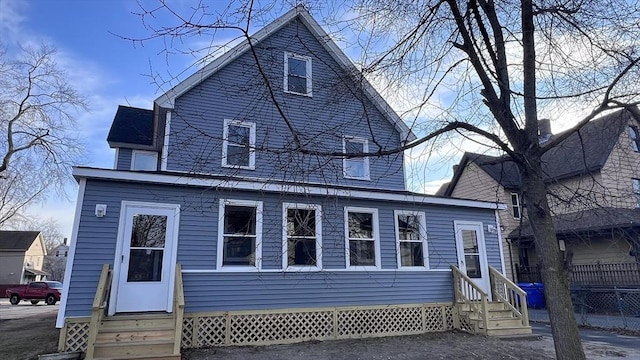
xmin=127 ymin=214 xmax=167 ymax=282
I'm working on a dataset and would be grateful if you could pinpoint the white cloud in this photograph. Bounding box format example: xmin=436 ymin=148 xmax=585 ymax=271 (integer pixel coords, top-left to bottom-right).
xmin=0 ymin=0 xmax=26 ymax=42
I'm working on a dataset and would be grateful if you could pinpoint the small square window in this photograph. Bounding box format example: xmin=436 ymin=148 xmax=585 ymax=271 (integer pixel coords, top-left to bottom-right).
xmin=629 ymin=126 xmax=640 ymax=152
xmin=343 ymin=137 xmax=370 ymax=180
xmin=222 ymin=120 xmax=256 ymax=169
xmin=131 ymin=151 xmax=157 ymax=171
xmin=284 ymin=53 xmax=312 ymax=96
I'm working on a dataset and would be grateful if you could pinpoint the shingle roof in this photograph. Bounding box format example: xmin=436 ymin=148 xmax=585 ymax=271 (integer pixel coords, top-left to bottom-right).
xmin=444 ymin=108 xmax=633 ymax=195
xmin=0 ymin=231 xmax=41 ymax=251
xmin=107 ymin=105 xmax=154 ymax=147
xmin=508 ymin=207 xmax=640 ymax=240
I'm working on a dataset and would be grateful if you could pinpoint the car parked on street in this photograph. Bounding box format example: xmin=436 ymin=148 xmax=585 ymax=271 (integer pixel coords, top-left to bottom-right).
xmin=5 ymin=281 xmax=62 ymax=305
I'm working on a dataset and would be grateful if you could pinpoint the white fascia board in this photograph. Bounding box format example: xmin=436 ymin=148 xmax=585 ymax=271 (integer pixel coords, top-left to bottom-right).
xmin=73 ymin=167 xmax=506 ymax=211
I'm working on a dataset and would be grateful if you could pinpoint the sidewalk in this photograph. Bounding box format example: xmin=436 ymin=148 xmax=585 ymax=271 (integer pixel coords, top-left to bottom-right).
xmin=529 ymin=308 xmax=640 ymax=331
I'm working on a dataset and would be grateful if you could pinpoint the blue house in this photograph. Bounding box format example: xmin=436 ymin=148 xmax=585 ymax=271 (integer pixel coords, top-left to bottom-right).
xmin=57 ymin=6 xmax=530 ymax=360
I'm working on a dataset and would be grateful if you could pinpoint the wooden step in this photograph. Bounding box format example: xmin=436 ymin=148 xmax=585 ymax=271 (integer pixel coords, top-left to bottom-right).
xmin=458 ymin=302 xmax=507 ymax=312
xmin=94 ymin=355 xmax=180 ymax=360
xmin=93 ymin=340 xmax=174 ymax=358
xmin=95 ymin=329 xmax=175 ymax=344
xmin=485 ymin=326 xmax=532 ymax=336
xmin=99 ymin=318 xmax=174 ymax=331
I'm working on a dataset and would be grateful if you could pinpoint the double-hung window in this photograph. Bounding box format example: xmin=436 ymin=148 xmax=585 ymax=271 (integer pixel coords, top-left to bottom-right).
xmin=629 ymin=126 xmax=640 ymax=152
xmin=343 ymin=136 xmax=370 ymax=180
xmin=345 ymin=207 xmax=379 ymax=269
xmin=394 ymin=211 xmax=428 ymax=268
xmin=218 ymin=200 xmax=262 ymax=269
xmin=222 ymin=119 xmax=256 ymax=169
xmin=283 ymin=203 xmax=322 ymax=270
xmin=511 ymin=193 xmax=521 ymax=219
xmin=284 ymin=53 xmax=312 ymax=96
xmin=131 ymin=150 xmax=158 ymax=171
xmin=633 ymin=179 xmax=640 ymax=208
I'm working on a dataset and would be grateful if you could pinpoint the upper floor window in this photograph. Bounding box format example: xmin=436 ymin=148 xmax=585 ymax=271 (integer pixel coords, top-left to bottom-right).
xmin=218 ymin=199 xmax=262 ymax=269
xmin=395 ymin=210 xmax=428 ymax=268
xmin=345 ymin=207 xmax=379 ymax=269
xmin=131 ymin=150 xmax=157 ymax=171
xmin=222 ymin=119 xmax=256 ymax=170
xmin=284 ymin=53 xmax=312 ymax=96
xmin=633 ymin=179 xmax=640 ymax=208
xmin=283 ymin=203 xmax=322 ymax=270
xmin=343 ymin=137 xmax=370 ymax=180
xmin=629 ymin=126 xmax=640 ymax=152
xmin=511 ymin=193 xmax=521 ymax=219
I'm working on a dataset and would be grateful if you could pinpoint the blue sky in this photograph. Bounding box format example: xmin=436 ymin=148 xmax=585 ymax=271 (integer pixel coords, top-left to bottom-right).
xmin=2 ymin=0 xmax=459 ymax=239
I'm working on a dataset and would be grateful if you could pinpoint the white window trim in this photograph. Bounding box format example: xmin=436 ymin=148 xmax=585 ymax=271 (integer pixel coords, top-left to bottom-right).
xmin=161 ymin=111 xmax=171 ymax=171
xmin=217 ymin=199 xmax=263 ymax=271
xmin=343 ymin=136 xmax=370 ymax=180
xmin=394 ymin=210 xmax=429 ymax=270
xmin=511 ymin=192 xmax=521 ymax=219
xmin=284 ymin=52 xmax=313 ymax=97
xmin=633 ymin=178 xmax=640 ymax=208
xmin=344 ymin=206 xmax=380 ymax=270
xmin=222 ymin=119 xmax=256 ymax=170
xmin=131 ymin=150 xmax=158 ymax=171
xmin=282 ymin=203 xmax=323 ymax=271
xmin=113 ymin=148 xmax=120 ymax=170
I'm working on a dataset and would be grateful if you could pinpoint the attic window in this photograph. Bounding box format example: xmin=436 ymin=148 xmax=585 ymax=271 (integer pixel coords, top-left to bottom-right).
xmin=284 ymin=53 xmax=312 ymax=96
xmin=131 ymin=150 xmax=157 ymax=171
xmin=343 ymin=137 xmax=370 ymax=180
xmin=633 ymin=179 xmax=640 ymax=208
xmin=511 ymin=193 xmax=521 ymax=219
xmin=222 ymin=119 xmax=256 ymax=169
xmin=629 ymin=126 xmax=640 ymax=152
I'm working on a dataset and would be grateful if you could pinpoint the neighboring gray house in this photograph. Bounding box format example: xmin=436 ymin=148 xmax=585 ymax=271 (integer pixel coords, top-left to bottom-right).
xmin=0 ymin=231 xmax=48 ymax=284
xmin=57 ymin=7 xmax=528 ymax=359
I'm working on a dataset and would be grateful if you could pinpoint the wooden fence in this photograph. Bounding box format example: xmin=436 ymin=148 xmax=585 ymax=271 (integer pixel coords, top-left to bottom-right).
xmin=517 ymin=262 xmax=640 ymax=286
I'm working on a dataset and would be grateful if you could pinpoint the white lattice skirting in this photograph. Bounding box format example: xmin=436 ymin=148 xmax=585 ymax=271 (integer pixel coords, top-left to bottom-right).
xmin=60 ymin=303 xmax=454 ymax=350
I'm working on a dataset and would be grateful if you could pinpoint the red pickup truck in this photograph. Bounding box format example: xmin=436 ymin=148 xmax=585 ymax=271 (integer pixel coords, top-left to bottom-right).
xmin=5 ymin=281 xmax=63 ymax=305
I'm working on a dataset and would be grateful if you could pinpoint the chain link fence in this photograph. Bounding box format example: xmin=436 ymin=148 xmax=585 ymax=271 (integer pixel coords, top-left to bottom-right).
xmin=528 ymin=287 xmax=640 ymax=331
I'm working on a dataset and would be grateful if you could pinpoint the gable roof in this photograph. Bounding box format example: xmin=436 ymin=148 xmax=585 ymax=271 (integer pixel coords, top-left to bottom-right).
xmin=0 ymin=231 xmax=42 ymax=251
xmin=444 ymin=108 xmax=634 ymax=195
xmin=508 ymin=207 xmax=640 ymax=240
xmin=153 ymin=5 xmax=416 ymax=143
xmin=107 ymin=105 xmax=155 ymax=147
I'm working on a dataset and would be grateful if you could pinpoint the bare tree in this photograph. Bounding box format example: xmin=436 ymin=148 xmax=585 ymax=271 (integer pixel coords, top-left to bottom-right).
xmin=128 ymin=1 xmax=640 ymax=358
xmin=0 ymin=44 xmax=86 ymax=226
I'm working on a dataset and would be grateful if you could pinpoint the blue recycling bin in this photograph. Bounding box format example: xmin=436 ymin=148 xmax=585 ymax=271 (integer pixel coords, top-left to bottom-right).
xmin=518 ymin=282 xmax=545 ymax=309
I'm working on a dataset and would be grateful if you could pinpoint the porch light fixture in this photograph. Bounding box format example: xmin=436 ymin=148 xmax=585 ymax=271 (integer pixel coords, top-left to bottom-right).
xmin=95 ymin=204 xmax=107 ymax=217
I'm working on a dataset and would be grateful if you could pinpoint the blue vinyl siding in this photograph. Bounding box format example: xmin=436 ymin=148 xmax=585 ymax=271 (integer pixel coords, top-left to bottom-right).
xmin=115 ymin=148 xmax=132 ymax=170
xmin=166 ymin=18 xmax=406 ymax=190
xmin=63 ymin=179 xmax=502 ymax=318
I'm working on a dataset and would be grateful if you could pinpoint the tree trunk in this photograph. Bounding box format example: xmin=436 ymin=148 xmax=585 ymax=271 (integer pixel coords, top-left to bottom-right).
xmin=520 ymin=158 xmax=585 ymax=360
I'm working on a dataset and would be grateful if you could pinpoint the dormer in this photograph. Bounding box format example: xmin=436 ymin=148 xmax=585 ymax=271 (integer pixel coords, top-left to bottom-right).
xmin=107 ymin=105 xmax=166 ymax=171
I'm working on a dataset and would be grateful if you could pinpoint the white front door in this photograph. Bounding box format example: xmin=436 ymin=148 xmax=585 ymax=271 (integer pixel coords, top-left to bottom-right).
xmin=454 ymin=221 xmax=491 ymax=298
xmin=111 ymin=202 xmax=180 ymax=314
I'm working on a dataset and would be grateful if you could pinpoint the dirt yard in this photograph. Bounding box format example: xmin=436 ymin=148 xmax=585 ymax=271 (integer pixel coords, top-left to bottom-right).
xmin=183 ymin=331 xmax=640 ymax=360
xmin=1 ymin=300 xmax=639 ymax=360
xmin=0 ymin=312 xmax=59 ymax=360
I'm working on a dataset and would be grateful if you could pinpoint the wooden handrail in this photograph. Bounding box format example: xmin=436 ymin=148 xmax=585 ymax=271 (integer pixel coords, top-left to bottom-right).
xmin=489 ymin=266 xmax=529 ymax=327
xmin=451 ymin=265 xmax=489 ymax=334
xmin=86 ymin=264 xmax=112 ymax=360
xmin=173 ymin=263 xmax=185 ymax=356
